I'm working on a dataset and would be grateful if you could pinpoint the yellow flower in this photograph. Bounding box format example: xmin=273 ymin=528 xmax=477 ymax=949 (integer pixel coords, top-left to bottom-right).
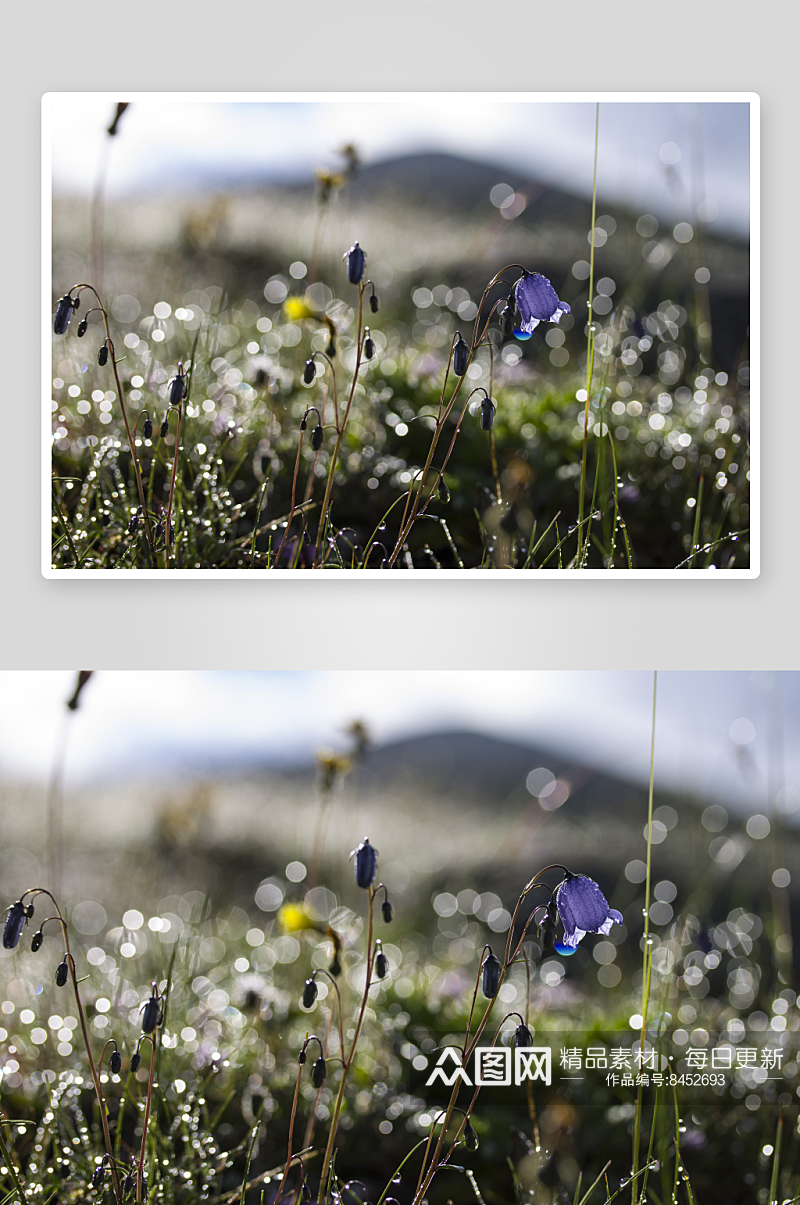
xmin=283 ymin=295 xmax=315 ymax=322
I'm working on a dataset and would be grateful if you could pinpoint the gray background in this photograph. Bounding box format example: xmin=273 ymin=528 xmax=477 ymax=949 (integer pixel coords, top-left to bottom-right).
xmin=8 ymin=1 xmax=791 ymax=670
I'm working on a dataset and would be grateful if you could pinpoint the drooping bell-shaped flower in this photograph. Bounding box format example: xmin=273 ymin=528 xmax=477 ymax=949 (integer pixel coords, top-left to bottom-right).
xmin=452 ymin=333 xmax=469 ymax=376
xmin=514 ymin=272 xmax=571 ymax=335
xmin=555 ymin=874 xmax=622 ymax=951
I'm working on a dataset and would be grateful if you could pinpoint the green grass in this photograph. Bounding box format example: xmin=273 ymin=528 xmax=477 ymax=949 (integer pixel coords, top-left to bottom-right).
xmin=51 ymin=232 xmax=750 ymax=571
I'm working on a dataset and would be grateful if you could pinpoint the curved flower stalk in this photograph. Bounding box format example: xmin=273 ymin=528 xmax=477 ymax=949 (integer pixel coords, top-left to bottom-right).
xmin=53 ymin=285 xmax=156 ymax=567
xmin=412 ymin=863 xmax=622 ymax=1203
xmin=386 ymin=263 xmax=570 ymax=567
xmin=2 ymin=888 xmax=123 ymax=1205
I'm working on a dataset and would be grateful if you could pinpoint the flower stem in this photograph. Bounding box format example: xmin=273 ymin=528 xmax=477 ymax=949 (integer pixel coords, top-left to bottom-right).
xmin=577 ymin=103 xmax=600 ymax=568
xmin=632 ymin=671 xmax=658 ymax=1201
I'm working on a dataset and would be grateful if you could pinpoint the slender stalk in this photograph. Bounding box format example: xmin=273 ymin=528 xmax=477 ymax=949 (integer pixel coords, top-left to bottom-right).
xmin=577 ymin=103 xmax=600 ymax=567
xmin=68 ymin=285 xmax=155 ymax=565
xmin=316 ymin=892 xmax=376 ymax=1203
xmin=137 ymin=1033 xmax=158 ymax=1204
xmin=164 ymin=406 xmax=183 ymax=570
xmin=632 ymin=672 xmax=658 ymax=1201
xmin=0 ymin=1122 xmax=28 ymax=1205
xmin=25 ymin=888 xmax=122 ymax=1205
xmin=51 ymin=484 xmax=81 ymax=567
xmin=314 ymin=291 xmax=364 ymax=566
xmin=274 ymin=1060 xmax=304 ymax=1204
xmin=275 ymin=427 xmax=307 ymax=566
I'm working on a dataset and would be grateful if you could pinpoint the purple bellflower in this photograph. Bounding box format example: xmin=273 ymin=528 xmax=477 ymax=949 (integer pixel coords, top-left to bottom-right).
xmin=555 ymin=874 xmax=622 ymax=952
xmin=513 ymin=272 xmax=570 ymax=336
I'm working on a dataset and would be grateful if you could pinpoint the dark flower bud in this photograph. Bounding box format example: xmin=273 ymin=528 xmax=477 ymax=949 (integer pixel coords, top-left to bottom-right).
xmin=160 ymin=419 xmax=169 ymax=438
xmin=369 ymin=291 xmax=379 ymax=314
xmin=303 ymin=359 xmax=316 ymax=385
xmin=300 ymin=417 xmax=308 ymax=431
xmin=98 ymin=344 xmax=109 ymax=367
xmin=538 ymin=899 xmax=558 ymax=953
xmin=26 ymin=903 xmax=34 ymax=920
xmin=3 ymin=901 xmax=27 ymax=950
xmin=130 ymin=1051 xmax=141 ymax=1073
xmin=109 ymin=1050 xmax=122 ymax=1074
xmin=329 ymin=954 xmax=342 ymax=978
xmin=73 ymin=297 xmax=80 ymax=312
xmin=91 ymin=1165 xmax=105 ymax=1188
xmin=302 ymin=977 xmax=318 ymax=1009
xmin=54 ymin=294 xmax=75 ymax=336
xmin=301 ymin=1183 xmax=312 ymax=1204
xmin=481 ymin=948 xmax=501 ymax=999
xmin=155 ymin=522 xmax=164 ymax=541
xmin=480 ymin=398 xmax=495 ymax=431
xmin=77 ymin=319 xmax=88 ymax=338
xmin=375 ymin=949 xmax=389 ymax=980
xmin=345 ymin=242 xmax=366 ymax=285
xmin=31 ymin=930 xmax=44 ymax=953
xmin=325 ymin=339 xmax=336 ymax=359
xmin=452 ymin=333 xmax=469 ymax=376
xmin=55 ymin=958 xmax=69 ymax=987
xmin=124 ymin=1173 xmax=134 ymax=1194
xmin=363 ymin=330 xmax=375 ymax=361
xmin=311 ymin=1055 xmax=326 ymax=1088
xmin=298 ymin=1048 xmax=307 ymax=1065
xmin=143 ymin=419 xmax=153 ymax=440
xmin=464 ymin=1119 xmax=479 ymax=1152
xmin=500 ymin=299 xmax=515 ymax=340
xmin=141 ymin=996 xmax=160 ymax=1034
xmin=128 ymin=513 xmax=139 ymax=536
xmin=169 ymin=373 xmax=187 ymax=407
xmin=381 ymin=899 xmax=393 ymax=924
xmin=353 ymin=837 xmax=377 ymax=889
xmin=514 ymin=1022 xmax=533 ymax=1049
xmin=312 ymin=424 xmax=324 ymax=451
xmin=437 ymin=479 xmax=450 ymax=504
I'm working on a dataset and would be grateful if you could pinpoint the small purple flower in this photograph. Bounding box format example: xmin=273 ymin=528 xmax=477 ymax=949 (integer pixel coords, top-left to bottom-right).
xmin=514 ymin=272 xmax=570 ymax=335
xmin=555 ymin=874 xmax=622 ymax=950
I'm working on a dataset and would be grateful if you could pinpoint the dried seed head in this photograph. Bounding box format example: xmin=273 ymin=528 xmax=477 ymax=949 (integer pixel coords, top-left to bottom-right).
xmin=303 ymin=359 xmax=316 ymax=385
xmin=55 ymin=958 xmax=69 ymax=987
xmin=352 ymin=837 xmax=378 ymax=889
xmin=302 ymin=977 xmax=318 ymax=1009
xmin=3 ymin=901 xmax=27 ymax=950
xmin=98 ymin=343 xmax=109 ymax=367
xmin=31 ymin=930 xmax=44 ymax=953
xmin=311 ymin=424 xmax=324 ymax=451
xmin=452 ymin=333 xmax=469 ymax=376
xmin=345 ymin=242 xmax=366 ymax=285
xmin=143 ymin=419 xmax=153 ymax=440
xmin=109 ymin=1050 xmax=122 ymax=1074
xmin=481 ymin=948 xmax=501 ymax=999
xmin=311 ymin=1055 xmax=326 ymax=1088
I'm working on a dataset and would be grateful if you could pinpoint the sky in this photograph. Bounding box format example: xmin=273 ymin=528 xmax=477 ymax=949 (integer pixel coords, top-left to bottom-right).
xmin=47 ymin=95 xmax=752 ymax=237
xmin=0 ymin=671 xmax=793 ymax=816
